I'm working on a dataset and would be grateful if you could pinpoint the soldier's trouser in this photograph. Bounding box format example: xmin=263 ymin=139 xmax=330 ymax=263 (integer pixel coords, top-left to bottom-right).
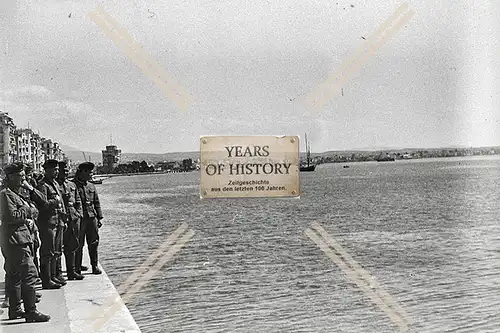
xmin=53 ymin=226 xmax=64 ymax=277
xmin=40 ymin=225 xmax=62 ymax=284
xmin=32 ymin=232 xmax=41 ymax=277
xmin=4 ymin=244 xmax=38 ymax=313
xmin=29 ymin=243 xmax=40 ymax=278
xmin=1 ymin=245 xmax=10 ymax=300
xmin=39 ymin=225 xmax=58 ymax=265
xmin=75 ymin=217 xmax=99 ymax=272
xmin=63 ymin=219 xmax=80 ymax=274
xmin=63 ymin=219 xmax=80 ymax=254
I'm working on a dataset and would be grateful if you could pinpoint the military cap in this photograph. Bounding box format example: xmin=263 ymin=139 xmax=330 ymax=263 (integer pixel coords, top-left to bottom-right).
xmin=78 ymin=161 xmax=95 ymax=171
xmin=58 ymin=160 xmax=68 ymax=168
xmin=42 ymin=159 xmax=59 ymax=169
xmin=3 ymin=163 xmax=24 ymax=175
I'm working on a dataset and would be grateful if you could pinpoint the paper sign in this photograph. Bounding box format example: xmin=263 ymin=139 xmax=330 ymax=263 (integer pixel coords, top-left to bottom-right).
xmin=200 ymin=136 xmax=300 ymax=198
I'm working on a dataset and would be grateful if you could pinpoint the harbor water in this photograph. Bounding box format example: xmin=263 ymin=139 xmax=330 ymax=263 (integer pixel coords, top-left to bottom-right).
xmin=97 ymin=156 xmax=500 ymax=333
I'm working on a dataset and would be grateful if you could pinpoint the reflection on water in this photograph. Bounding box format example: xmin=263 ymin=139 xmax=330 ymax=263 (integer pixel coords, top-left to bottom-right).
xmin=97 ymin=156 xmax=500 ymax=333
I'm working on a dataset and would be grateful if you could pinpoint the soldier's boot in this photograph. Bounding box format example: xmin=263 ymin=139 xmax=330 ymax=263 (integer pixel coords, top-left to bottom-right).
xmin=54 ymin=256 xmax=67 ymax=284
xmin=8 ymin=306 xmax=25 ymax=319
xmin=8 ymin=297 xmax=25 ymax=320
xmin=65 ymin=252 xmax=84 ymax=280
xmin=25 ymin=310 xmax=51 ymax=323
xmin=92 ymin=266 xmax=102 ymax=275
xmin=23 ymin=290 xmax=50 ymax=323
xmin=1 ymin=296 xmax=9 ymax=308
xmin=41 ymin=262 xmax=61 ymax=290
xmin=3 ymin=273 xmax=10 ymax=308
xmin=90 ymin=244 xmax=102 ymax=275
xmin=51 ymin=259 xmax=66 ymax=286
xmin=8 ymin=288 xmax=24 ymax=319
xmin=74 ymin=248 xmax=83 ymax=274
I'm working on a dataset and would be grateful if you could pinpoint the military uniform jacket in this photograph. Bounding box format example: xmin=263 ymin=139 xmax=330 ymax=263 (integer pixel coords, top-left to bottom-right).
xmin=18 ymin=187 xmax=48 ymax=234
xmin=0 ymin=188 xmax=39 ymax=246
xmin=72 ymin=178 xmax=103 ymax=220
xmin=36 ymin=178 xmax=66 ymax=227
xmin=57 ymin=179 xmax=83 ymax=222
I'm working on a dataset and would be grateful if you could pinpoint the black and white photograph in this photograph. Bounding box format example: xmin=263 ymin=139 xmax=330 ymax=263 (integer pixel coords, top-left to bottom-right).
xmin=0 ymin=0 xmax=499 ymax=332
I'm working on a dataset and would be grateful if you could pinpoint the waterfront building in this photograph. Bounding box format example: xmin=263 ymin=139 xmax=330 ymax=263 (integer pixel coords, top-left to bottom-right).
xmin=42 ymin=138 xmax=54 ymax=160
xmin=16 ymin=128 xmax=33 ymax=165
xmin=102 ymin=145 xmax=121 ymax=173
xmin=31 ymin=133 xmax=44 ymax=171
xmin=0 ymin=112 xmax=17 ymax=168
xmin=0 ymin=112 xmax=67 ymax=172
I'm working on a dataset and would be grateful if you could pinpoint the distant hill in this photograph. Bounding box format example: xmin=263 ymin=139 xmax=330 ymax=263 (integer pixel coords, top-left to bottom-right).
xmin=60 ymin=144 xmax=102 ymax=164
xmin=120 ymin=151 xmax=200 ymax=163
xmin=60 ymin=144 xmax=200 ymax=164
xmin=60 ymin=144 xmax=500 ymax=165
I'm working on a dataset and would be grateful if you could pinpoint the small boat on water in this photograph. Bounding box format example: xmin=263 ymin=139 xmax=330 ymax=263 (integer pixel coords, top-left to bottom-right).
xmin=343 ymin=165 xmax=350 ymax=168
xmin=299 ymin=133 xmax=316 ymax=172
xmin=300 ymin=164 xmax=316 ymax=172
xmin=89 ymin=175 xmax=105 ymax=184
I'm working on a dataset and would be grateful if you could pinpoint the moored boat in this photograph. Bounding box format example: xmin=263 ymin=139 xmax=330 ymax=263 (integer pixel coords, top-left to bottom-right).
xmin=300 ymin=133 xmax=316 ymax=172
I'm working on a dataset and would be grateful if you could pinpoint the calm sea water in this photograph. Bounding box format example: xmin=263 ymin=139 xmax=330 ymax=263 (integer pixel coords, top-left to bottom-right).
xmin=97 ymin=156 xmax=500 ymax=333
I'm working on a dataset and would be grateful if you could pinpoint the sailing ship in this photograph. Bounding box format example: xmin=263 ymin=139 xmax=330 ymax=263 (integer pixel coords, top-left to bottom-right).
xmin=299 ymin=133 xmax=316 ymax=172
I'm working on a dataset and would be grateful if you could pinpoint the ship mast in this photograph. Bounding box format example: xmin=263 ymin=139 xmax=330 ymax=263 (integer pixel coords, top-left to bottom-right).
xmin=305 ymin=133 xmax=311 ymax=167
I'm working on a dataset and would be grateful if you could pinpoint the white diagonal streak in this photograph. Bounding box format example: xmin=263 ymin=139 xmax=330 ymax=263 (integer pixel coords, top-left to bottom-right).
xmin=311 ymin=222 xmax=414 ymax=325
xmin=306 ymin=3 xmax=415 ymax=110
xmin=92 ymin=228 xmax=195 ymax=330
xmin=85 ymin=222 xmax=189 ymax=324
xmin=305 ymin=228 xmax=410 ymax=332
xmin=88 ymin=7 xmax=192 ymax=111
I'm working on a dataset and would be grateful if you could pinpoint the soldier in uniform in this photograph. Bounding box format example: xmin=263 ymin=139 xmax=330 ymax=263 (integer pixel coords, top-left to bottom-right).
xmin=22 ymin=164 xmax=42 ymax=283
xmin=0 ymin=163 xmax=50 ymax=322
xmin=25 ymin=164 xmax=38 ymax=188
xmin=73 ymin=162 xmax=103 ymax=275
xmin=1 ymin=168 xmax=42 ymax=309
xmin=1 ymin=176 xmax=10 ymax=309
xmin=56 ymin=161 xmax=84 ymax=280
xmin=36 ymin=159 xmax=66 ymax=289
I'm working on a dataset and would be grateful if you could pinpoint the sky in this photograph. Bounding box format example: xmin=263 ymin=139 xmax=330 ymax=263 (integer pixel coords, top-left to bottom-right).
xmin=0 ymin=0 xmax=498 ymax=154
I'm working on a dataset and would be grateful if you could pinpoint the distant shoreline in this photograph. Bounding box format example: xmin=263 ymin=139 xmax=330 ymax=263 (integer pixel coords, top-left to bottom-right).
xmin=91 ymin=155 xmax=500 ymax=182
xmin=66 ymin=145 xmax=500 ymax=165
xmin=94 ymin=169 xmax=194 ymax=179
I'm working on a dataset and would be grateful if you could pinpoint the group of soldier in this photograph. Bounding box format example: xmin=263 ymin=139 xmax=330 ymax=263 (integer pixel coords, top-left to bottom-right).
xmin=0 ymin=159 xmax=103 ymax=323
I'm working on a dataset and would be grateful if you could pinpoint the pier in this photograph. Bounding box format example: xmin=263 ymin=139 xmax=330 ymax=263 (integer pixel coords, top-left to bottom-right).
xmin=0 ymin=252 xmax=141 ymax=333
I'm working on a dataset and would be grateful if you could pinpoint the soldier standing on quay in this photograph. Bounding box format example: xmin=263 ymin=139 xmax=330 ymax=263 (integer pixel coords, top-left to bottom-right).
xmin=1 ymin=166 xmax=43 ymax=310
xmin=73 ymin=162 xmax=103 ymax=275
xmin=57 ymin=161 xmax=85 ymax=280
xmin=0 ymin=163 xmax=50 ymax=322
xmin=22 ymin=164 xmax=42 ymax=283
xmin=37 ymin=159 xmax=67 ymax=289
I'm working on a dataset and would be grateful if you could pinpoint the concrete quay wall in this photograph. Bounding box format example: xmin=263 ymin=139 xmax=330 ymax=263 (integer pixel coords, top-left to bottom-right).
xmin=0 ymin=251 xmax=141 ymax=333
